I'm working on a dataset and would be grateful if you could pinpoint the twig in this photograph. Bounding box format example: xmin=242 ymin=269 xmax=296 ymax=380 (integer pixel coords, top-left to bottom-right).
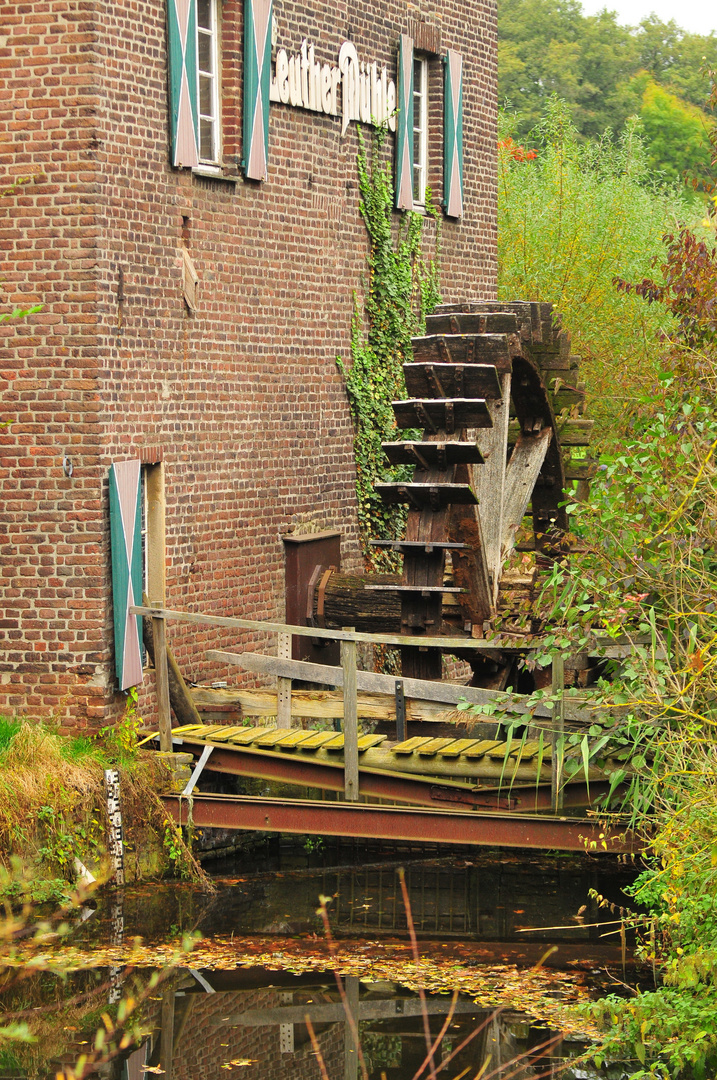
xmin=305 ymin=1016 xmax=331 ymax=1080
xmin=399 ymin=867 xmax=436 ymax=1080
xmin=410 ymin=988 xmax=459 ymax=1080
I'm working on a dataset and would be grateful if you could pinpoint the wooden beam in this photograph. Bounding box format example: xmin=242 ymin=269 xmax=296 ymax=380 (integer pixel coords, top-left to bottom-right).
xmin=189 ymin=686 xmax=470 ymax=724
xmin=501 ymin=429 xmax=552 ymax=565
xmin=474 ymin=371 xmax=511 ymax=606
xmin=341 ymin=634 xmax=359 ymax=802
xmin=130 ymin=605 xmax=654 ymax=657
xmin=129 ymin=604 xmax=523 ymax=651
xmin=142 ymin=594 xmax=202 ymax=728
xmin=205 ymin=649 xmax=596 ymax=722
xmin=152 ymin=603 xmax=172 ymax=752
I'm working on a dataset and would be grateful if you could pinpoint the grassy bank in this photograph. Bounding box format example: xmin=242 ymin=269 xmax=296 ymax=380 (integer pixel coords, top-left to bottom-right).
xmin=0 ymin=717 xmax=203 ymax=898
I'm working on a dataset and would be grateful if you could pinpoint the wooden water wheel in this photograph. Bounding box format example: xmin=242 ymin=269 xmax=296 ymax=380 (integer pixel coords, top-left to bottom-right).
xmin=313 ymin=302 xmax=594 ymax=687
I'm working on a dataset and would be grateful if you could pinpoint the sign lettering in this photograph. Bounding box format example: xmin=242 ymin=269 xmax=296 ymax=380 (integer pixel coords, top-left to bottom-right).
xmin=269 ymin=39 xmax=397 ymax=135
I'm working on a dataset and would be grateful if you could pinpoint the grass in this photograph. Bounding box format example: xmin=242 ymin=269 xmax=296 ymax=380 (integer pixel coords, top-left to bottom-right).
xmin=0 ymin=717 xmax=207 ymax=889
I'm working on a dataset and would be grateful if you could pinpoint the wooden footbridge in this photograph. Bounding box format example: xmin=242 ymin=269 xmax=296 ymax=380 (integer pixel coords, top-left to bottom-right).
xmin=134 ymin=605 xmax=640 ymax=856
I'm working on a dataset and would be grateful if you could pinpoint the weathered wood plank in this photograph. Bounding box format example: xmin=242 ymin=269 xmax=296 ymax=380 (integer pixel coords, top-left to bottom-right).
xmin=341 ymin=634 xmax=359 ymax=801
xmin=506 ymin=418 xmax=594 ymax=446
xmin=130 ymin=604 xmax=520 ymax=651
xmin=464 ymin=739 xmax=504 ymax=759
xmin=382 ymin=442 xmax=483 ymax=467
xmin=474 ymin=371 xmax=511 ymax=606
xmin=411 ymin=332 xmax=512 ymax=370
xmin=295 ymin=731 xmax=339 ymax=750
xmin=189 ymin=686 xmax=470 ymax=725
xmin=205 ymin=649 xmax=598 ymax=722
xmin=392 ymin=399 xmax=492 ymax=431
xmin=152 ymin=608 xmax=172 ymax=752
xmin=436 ymin=738 xmax=482 ymax=757
xmin=253 ymin=728 xmax=294 ymax=747
xmin=275 ymin=730 xmax=318 ymax=749
xmin=416 ymin=737 xmax=456 ymax=756
xmin=403 ymin=363 xmax=502 ymax=401
xmin=209 ymin=726 xmax=253 ymax=742
xmin=391 ymin=737 xmax=435 ymax=754
xmin=375 ymin=482 xmax=478 ymax=508
xmin=204 ymin=651 xmax=513 ymax=711
xmin=230 ymin=726 xmax=277 ymax=745
xmin=501 ymin=429 xmax=552 ymax=564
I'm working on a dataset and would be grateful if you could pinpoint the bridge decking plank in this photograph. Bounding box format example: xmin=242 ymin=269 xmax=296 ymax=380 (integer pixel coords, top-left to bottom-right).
xmin=417 ymin=738 xmax=456 ymax=756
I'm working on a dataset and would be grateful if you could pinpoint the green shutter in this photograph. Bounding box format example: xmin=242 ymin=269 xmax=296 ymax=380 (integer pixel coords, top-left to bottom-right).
xmin=109 ymin=462 xmax=144 ymax=691
xmin=395 ymin=34 xmax=414 ymax=211
xmin=443 ymin=49 xmax=464 ymax=218
xmin=244 ymin=0 xmax=273 ymax=180
xmin=167 ymin=0 xmax=200 ymax=167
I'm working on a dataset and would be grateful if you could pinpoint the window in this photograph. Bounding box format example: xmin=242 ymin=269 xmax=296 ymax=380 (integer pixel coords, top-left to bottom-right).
xmin=197 ymin=0 xmax=221 ymax=166
xmin=412 ymin=55 xmax=428 ymax=206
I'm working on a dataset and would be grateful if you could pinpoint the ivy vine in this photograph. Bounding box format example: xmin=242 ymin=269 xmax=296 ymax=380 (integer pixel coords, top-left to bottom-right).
xmin=338 ymin=126 xmax=442 ymax=572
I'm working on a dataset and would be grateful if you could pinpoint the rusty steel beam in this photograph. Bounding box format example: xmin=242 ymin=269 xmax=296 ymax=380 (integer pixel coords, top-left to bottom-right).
xmin=187 ymin=741 xmax=619 ymax=812
xmin=163 ymin=793 xmax=639 ymax=853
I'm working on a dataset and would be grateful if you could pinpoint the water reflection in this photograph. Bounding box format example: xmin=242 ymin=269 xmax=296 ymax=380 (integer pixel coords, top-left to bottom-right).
xmin=10 ymin=967 xmax=611 ymax=1080
xmin=0 ymin=849 xmax=637 ymax=1078
xmin=81 ymin=850 xmax=636 ymax=954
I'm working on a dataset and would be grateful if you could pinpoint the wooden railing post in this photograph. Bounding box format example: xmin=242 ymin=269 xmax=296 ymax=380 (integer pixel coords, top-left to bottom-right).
xmin=151 ymin=601 xmax=172 ymax=752
xmin=277 ymin=632 xmax=293 ymax=726
xmin=551 ymin=654 xmax=565 ymax=813
xmin=341 ymin=630 xmax=359 ymax=802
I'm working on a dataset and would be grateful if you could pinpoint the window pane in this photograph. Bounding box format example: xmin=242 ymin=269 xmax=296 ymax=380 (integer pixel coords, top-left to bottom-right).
xmin=199 ymin=73 xmax=213 ymax=116
xmin=197 ymin=0 xmax=211 ymax=30
xmin=198 ymin=30 xmax=212 ymax=73
xmin=413 ymin=57 xmax=422 ymax=95
xmin=200 ymin=118 xmax=213 ymax=160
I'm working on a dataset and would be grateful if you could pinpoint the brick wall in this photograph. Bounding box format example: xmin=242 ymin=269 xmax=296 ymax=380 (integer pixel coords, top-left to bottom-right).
xmin=0 ymin=2 xmax=107 ymax=725
xmin=0 ymin=0 xmax=497 ymax=727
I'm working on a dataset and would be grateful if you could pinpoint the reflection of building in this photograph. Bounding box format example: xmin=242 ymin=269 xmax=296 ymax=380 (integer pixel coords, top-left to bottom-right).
xmin=1 ymin=0 xmax=497 ymax=726
xmin=50 ymin=971 xmax=574 ymax=1080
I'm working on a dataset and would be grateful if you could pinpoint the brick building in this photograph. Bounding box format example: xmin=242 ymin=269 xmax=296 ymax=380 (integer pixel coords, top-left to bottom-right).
xmin=0 ymin=0 xmax=498 ymax=726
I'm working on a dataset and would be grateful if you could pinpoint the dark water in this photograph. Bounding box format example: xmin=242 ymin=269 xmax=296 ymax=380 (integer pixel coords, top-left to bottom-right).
xmin=0 ymin=842 xmax=639 ymax=1079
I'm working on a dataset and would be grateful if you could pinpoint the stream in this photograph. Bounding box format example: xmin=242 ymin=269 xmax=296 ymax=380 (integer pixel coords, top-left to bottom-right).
xmin=0 ymin=840 xmax=642 ymax=1079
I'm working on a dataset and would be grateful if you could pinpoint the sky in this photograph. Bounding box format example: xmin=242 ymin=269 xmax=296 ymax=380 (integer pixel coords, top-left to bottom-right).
xmin=580 ymin=0 xmax=717 ymax=35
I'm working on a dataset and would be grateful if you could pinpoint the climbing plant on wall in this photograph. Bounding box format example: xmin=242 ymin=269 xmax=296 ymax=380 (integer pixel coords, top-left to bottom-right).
xmin=338 ymin=126 xmax=441 ymax=572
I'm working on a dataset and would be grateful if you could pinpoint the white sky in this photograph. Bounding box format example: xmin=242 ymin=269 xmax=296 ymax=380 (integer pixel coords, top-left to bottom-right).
xmin=580 ymin=0 xmax=717 ymax=35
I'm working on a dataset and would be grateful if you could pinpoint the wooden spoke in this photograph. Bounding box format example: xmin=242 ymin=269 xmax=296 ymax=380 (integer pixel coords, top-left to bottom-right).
xmin=501 ymin=428 xmax=552 ymax=565
xmin=473 ymin=371 xmax=511 ymax=606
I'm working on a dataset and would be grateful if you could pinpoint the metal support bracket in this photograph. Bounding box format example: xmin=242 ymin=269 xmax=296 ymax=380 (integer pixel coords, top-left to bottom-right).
xmin=395 ymin=679 xmax=406 ymax=742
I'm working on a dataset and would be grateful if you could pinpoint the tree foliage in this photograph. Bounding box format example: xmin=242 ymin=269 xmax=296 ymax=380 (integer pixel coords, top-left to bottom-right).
xmin=498 ymin=0 xmax=717 ymax=183
xmin=497 ymin=100 xmax=689 ymax=438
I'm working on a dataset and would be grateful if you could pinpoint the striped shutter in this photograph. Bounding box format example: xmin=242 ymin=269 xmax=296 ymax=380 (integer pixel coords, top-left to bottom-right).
xmin=243 ymin=0 xmax=273 ymax=181
xmin=395 ymin=34 xmax=414 ymax=211
xmin=443 ymin=49 xmax=464 ymax=218
xmin=109 ymin=462 xmax=144 ymax=691
xmin=167 ymin=0 xmax=200 ymax=168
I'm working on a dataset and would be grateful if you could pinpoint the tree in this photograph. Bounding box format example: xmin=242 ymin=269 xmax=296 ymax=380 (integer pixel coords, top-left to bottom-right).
xmin=498 ymin=0 xmax=717 ymax=182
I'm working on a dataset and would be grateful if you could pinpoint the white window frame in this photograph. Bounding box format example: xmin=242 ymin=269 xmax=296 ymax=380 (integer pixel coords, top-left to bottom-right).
xmin=412 ymin=55 xmax=429 ymax=207
xmin=196 ymin=0 xmax=222 ymax=170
